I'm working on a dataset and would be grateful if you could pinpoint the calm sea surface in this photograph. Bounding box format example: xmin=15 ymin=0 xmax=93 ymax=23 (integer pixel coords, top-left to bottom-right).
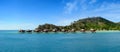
xmin=0 ymin=30 xmax=120 ymax=52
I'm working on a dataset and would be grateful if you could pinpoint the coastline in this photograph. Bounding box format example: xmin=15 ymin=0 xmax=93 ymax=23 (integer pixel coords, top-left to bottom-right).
xmin=0 ymin=30 xmax=119 ymax=34
xmin=96 ymin=30 xmax=120 ymax=32
xmin=18 ymin=30 xmax=120 ymax=33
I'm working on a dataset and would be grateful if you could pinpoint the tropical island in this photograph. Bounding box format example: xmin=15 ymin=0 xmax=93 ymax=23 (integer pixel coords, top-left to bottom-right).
xmin=19 ymin=16 xmax=120 ymax=33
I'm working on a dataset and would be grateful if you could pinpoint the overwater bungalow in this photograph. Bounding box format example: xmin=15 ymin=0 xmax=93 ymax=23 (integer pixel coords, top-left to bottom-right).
xmin=34 ymin=29 xmax=41 ymax=32
xmin=61 ymin=29 xmax=67 ymax=32
xmin=43 ymin=29 xmax=48 ymax=32
xmin=80 ymin=29 xmax=86 ymax=33
xmin=71 ymin=29 xmax=76 ymax=32
xmin=52 ymin=29 xmax=57 ymax=32
xmin=26 ymin=30 xmax=32 ymax=33
xmin=19 ymin=30 xmax=25 ymax=33
xmin=90 ymin=29 xmax=96 ymax=33
xmin=67 ymin=30 xmax=71 ymax=32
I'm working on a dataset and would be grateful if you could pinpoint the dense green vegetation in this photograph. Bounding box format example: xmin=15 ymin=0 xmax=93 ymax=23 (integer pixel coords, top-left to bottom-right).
xmin=36 ymin=24 xmax=62 ymax=31
xmin=35 ymin=17 xmax=120 ymax=31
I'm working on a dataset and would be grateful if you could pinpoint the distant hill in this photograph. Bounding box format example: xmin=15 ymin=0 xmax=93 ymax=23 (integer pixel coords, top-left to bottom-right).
xmin=69 ymin=17 xmax=118 ymax=30
xmin=36 ymin=17 xmax=120 ymax=30
xmin=117 ymin=22 xmax=120 ymax=24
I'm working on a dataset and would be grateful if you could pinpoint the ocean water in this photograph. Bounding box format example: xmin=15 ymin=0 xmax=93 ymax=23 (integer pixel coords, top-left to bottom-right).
xmin=0 ymin=30 xmax=120 ymax=52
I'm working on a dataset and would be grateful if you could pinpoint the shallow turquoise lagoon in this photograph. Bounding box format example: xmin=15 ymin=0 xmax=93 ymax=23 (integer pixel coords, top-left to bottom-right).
xmin=0 ymin=30 xmax=120 ymax=52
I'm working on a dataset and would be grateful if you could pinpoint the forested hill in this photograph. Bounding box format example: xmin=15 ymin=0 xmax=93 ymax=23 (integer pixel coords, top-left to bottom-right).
xmin=117 ymin=22 xmax=120 ymax=24
xmin=36 ymin=17 xmax=120 ymax=30
xmin=69 ymin=17 xmax=119 ymax=30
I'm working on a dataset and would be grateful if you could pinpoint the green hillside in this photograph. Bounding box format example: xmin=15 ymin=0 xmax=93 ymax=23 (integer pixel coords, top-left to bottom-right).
xmin=36 ymin=17 xmax=120 ymax=30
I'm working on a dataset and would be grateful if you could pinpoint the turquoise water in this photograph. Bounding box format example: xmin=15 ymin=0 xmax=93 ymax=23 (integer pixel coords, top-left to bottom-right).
xmin=0 ymin=30 xmax=120 ymax=52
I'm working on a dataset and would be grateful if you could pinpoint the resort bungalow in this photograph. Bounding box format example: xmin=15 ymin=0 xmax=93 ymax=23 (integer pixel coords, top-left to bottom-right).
xmin=52 ymin=29 xmax=57 ymax=32
xmin=43 ymin=29 xmax=48 ymax=32
xmin=61 ymin=29 xmax=66 ymax=32
xmin=80 ymin=29 xmax=86 ymax=32
xmin=34 ymin=29 xmax=41 ymax=32
xmin=90 ymin=29 xmax=96 ymax=33
xmin=19 ymin=30 xmax=25 ymax=33
xmin=71 ymin=29 xmax=76 ymax=32
xmin=26 ymin=30 xmax=32 ymax=33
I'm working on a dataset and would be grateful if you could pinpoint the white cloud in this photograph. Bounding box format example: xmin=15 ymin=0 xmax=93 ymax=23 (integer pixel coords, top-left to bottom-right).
xmin=89 ymin=0 xmax=97 ymax=4
xmin=64 ymin=0 xmax=78 ymax=14
xmin=93 ymin=2 xmax=120 ymax=13
xmin=63 ymin=0 xmax=120 ymax=22
xmin=63 ymin=0 xmax=96 ymax=14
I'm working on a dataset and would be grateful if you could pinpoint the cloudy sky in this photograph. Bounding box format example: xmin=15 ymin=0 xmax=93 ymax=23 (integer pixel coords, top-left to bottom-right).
xmin=0 ymin=0 xmax=120 ymax=30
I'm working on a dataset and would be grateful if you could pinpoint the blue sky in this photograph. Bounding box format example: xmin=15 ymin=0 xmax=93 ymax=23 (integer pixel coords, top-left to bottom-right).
xmin=0 ymin=0 xmax=120 ymax=30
